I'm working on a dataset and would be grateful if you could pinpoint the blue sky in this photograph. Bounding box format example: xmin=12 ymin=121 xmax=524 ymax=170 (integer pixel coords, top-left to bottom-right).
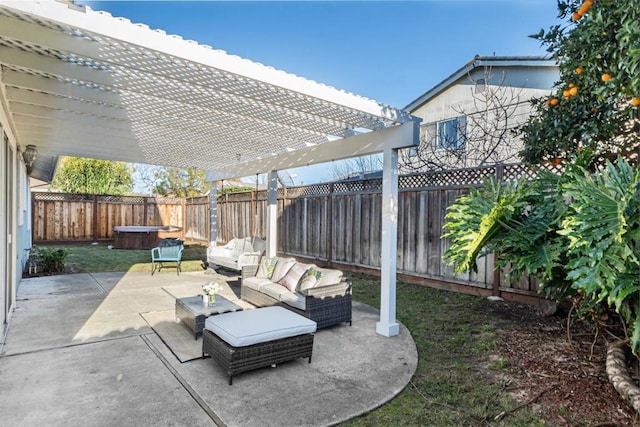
xmin=79 ymin=1 xmax=563 ymax=185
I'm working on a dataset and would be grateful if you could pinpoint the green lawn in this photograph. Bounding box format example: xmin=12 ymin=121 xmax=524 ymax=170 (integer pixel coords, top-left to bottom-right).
xmin=46 ymin=244 xmax=544 ymax=425
xmin=61 ymin=242 xmax=209 ymax=274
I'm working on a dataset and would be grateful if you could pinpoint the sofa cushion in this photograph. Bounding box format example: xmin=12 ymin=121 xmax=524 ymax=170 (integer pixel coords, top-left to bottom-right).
xmin=256 ymin=257 xmax=279 ymax=279
xmin=243 ymin=276 xmax=274 ymax=292
xmin=278 ymin=262 xmax=312 ymax=292
xmin=258 ymin=283 xmax=290 ymax=301
xmin=298 ymin=266 xmax=322 ymax=291
xmin=270 ymin=258 xmax=297 ymax=283
xmin=204 ymin=306 xmax=317 ymax=347
xmin=279 ymin=290 xmax=306 ymax=310
xmin=316 ymin=268 xmax=344 ymax=287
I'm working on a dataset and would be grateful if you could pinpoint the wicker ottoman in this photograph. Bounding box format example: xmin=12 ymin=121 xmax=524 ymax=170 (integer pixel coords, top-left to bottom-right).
xmin=202 ymin=306 xmax=317 ymax=385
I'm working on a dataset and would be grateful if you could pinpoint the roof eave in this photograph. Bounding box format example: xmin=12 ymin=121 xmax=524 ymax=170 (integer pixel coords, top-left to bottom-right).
xmin=404 ymin=55 xmax=557 ymax=112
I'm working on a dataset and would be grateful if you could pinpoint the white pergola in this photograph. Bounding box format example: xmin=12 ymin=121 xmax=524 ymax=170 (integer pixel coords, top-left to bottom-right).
xmin=0 ymin=0 xmax=419 ymax=337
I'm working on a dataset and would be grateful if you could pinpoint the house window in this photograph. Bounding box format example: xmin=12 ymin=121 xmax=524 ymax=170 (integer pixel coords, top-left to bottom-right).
xmin=437 ymin=116 xmax=466 ymax=150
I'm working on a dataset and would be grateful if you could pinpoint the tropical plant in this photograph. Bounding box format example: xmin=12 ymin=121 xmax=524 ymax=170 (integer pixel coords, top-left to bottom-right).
xmin=561 ymin=159 xmax=640 ymax=351
xmin=443 ymin=157 xmax=640 ymax=352
xmin=443 ymin=167 xmax=572 ymax=300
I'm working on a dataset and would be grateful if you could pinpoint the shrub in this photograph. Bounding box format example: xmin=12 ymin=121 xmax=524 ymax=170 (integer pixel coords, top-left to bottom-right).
xmin=32 ymin=246 xmax=70 ymax=274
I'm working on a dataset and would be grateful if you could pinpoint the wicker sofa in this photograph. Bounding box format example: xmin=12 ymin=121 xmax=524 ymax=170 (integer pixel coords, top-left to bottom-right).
xmin=207 ymin=236 xmax=266 ymax=272
xmin=241 ymin=257 xmax=352 ymax=329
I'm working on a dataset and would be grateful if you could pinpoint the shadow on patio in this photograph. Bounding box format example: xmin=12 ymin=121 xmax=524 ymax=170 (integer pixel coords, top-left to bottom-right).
xmin=0 ymin=271 xmax=417 ymax=426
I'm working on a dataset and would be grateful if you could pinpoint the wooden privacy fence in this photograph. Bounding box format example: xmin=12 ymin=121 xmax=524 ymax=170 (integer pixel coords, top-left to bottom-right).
xmin=32 ymin=162 xmax=559 ymax=303
xmin=32 ymin=193 xmax=210 ymax=244
xmin=217 ymin=162 xmax=560 ymax=304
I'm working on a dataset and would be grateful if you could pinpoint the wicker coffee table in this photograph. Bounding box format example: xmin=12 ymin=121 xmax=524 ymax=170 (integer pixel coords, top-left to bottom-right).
xmin=175 ymin=295 xmax=243 ymax=339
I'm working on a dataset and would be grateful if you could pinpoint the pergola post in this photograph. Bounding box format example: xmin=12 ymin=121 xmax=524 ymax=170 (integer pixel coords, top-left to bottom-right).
xmin=376 ymin=146 xmax=400 ymax=337
xmin=266 ymin=170 xmax=278 ymax=258
xmin=208 ymin=179 xmax=218 ymax=246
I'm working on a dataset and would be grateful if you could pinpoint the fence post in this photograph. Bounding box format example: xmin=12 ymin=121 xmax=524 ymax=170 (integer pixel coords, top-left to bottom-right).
xmin=492 ymin=164 xmax=505 ymax=296
xmin=143 ymin=197 xmax=148 ymax=226
xmin=281 ymin=188 xmax=287 ymax=254
xmin=92 ymin=194 xmax=99 ymax=242
xmin=250 ymin=190 xmax=255 ymax=238
xmin=181 ymin=197 xmax=186 ymax=241
xmin=327 ymin=183 xmax=334 ymax=263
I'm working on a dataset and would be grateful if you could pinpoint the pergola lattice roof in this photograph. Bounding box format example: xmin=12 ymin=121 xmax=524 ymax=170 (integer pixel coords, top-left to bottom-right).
xmin=0 ymin=1 xmax=415 ymax=181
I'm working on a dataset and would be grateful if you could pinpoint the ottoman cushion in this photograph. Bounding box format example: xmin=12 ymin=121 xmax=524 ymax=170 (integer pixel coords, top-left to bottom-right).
xmin=204 ymin=306 xmax=317 ymax=347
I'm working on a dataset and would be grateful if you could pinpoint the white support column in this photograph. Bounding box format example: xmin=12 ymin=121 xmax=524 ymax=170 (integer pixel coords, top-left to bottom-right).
xmin=208 ymin=180 xmax=218 ymax=246
xmin=376 ymin=146 xmax=400 ymax=337
xmin=266 ymin=170 xmax=278 ymax=258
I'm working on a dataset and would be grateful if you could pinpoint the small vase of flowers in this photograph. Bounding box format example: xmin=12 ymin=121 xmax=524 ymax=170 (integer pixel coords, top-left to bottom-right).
xmin=202 ymin=282 xmax=222 ymax=306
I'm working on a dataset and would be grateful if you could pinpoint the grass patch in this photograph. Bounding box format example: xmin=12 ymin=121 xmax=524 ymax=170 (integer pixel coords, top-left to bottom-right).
xmin=58 ymin=243 xmax=209 ymax=274
xmin=34 ymin=247 xmax=544 ymax=424
xmin=345 ymin=273 xmax=544 ymax=426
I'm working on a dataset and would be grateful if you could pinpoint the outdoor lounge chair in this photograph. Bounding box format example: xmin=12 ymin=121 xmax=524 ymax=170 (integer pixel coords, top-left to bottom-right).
xmin=151 ymin=238 xmax=184 ymax=275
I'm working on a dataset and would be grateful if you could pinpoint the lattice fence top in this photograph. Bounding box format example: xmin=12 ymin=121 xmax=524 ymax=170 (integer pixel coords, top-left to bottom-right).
xmin=98 ymin=195 xmax=147 ymax=204
xmin=32 ymin=192 xmax=187 ymax=205
xmin=32 ymin=192 xmax=94 ymax=202
xmin=35 ymin=163 xmax=567 ymax=205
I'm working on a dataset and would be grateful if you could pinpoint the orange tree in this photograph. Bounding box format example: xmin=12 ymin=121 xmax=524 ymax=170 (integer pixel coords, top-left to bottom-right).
xmin=444 ymin=0 xmax=640 ymax=355
xmin=520 ymin=0 xmax=640 ymax=166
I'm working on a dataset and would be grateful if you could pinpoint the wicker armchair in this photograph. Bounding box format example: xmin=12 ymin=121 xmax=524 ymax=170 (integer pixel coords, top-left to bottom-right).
xmin=241 ymin=264 xmax=352 ymax=329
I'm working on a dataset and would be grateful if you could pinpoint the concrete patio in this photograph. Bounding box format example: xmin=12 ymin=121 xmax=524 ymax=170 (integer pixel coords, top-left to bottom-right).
xmin=0 ymin=270 xmax=417 ymax=426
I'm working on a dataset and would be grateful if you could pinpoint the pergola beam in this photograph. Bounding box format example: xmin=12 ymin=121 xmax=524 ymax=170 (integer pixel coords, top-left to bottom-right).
xmin=207 ymin=120 xmax=420 ymax=180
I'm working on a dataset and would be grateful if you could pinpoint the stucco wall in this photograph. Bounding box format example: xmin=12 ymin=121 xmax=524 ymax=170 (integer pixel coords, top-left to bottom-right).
xmin=403 ymin=65 xmax=558 ymax=171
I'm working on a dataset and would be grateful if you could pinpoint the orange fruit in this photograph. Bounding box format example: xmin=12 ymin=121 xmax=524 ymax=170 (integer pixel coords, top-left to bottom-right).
xmin=549 ymin=98 xmax=559 ymax=106
xmin=563 ymin=89 xmax=571 ymax=99
xmin=632 ymin=98 xmax=640 ymax=107
xmin=579 ymin=1 xmax=594 ymax=15
xmin=592 ymin=107 xmax=599 ymax=113
xmin=551 ymin=157 xmax=562 ymax=166
xmin=572 ymin=12 xmax=582 ymax=21
xmin=569 ymin=83 xmax=575 ymax=88
xmin=602 ymin=73 xmax=613 ymax=82
xmin=575 ymin=66 xmax=583 ymax=74
xmin=569 ymin=86 xmax=578 ymax=96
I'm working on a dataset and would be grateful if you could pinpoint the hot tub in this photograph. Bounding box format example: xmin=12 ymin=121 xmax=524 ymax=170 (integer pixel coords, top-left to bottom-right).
xmin=113 ymin=225 xmax=182 ymax=249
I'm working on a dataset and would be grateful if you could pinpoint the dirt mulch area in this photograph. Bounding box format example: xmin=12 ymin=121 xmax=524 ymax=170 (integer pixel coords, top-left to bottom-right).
xmin=487 ymin=301 xmax=639 ymax=426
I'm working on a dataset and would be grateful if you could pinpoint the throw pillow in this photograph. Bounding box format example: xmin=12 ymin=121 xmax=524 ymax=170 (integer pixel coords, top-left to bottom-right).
xmin=270 ymin=258 xmax=297 ymax=283
xmin=278 ymin=263 xmax=312 ymax=292
xmin=316 ymin=269 xmax=344 ymax=287
xmin=256 ymin=257 xmax=278 ymax=279
xmin=298 ymin=266 xmax=322 ymax=292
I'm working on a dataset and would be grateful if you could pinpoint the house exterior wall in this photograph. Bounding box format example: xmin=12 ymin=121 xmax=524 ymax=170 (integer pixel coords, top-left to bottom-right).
xmin=0 ymin=87 xmax=30 ymax=338
xmin=401 ymin=64 xmax=558 ymax=172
